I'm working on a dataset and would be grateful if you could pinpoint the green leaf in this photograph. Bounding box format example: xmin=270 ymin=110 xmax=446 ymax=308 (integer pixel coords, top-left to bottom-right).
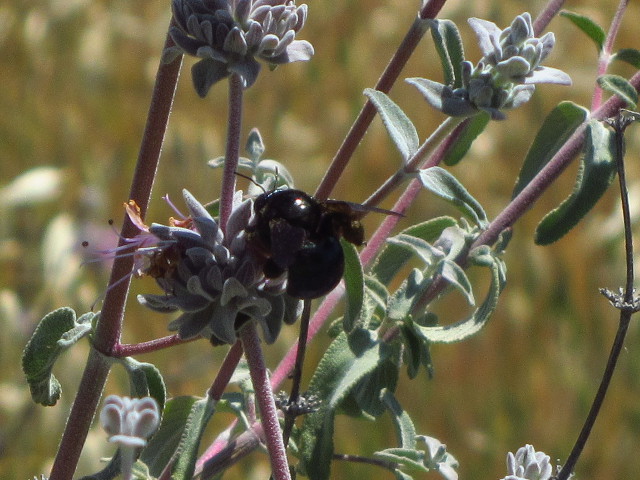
xmin=443 ymin=112 xmax=490 ymax=166
xmin=375 ymin=448 xmax=428 ymax=472
xmin=364 ymin=88 xmax=419 ymax=163
xmin=415 ymin=247 xmax=506 ymax=343
xmin=513 ymin=101 xmax=589 ymax=198
xmin=22 ymin=308 xmax=94 ymax=406
xmin=560 ymin=11 xmax=605 ymax=52
xmin=245 ymin=128 xmax=265 ymax=162
xmin=597 ymin=74 xmax=638 ymax=108
xmin=387 ymin=269 xmax=432 ymax=322
xmin=438 ymin=259 xmax=474 ymax=306
xmin=418 ymin=167 xmax=487 ymax=227
xmin=372 ymin=217 xmax=457 ymax=285
xmin=131 ymin=461 xmax=153 ymax=480
xmin=140 ymin=396 xmax=199 ymax=477
xmin=386 ymin=234 xmax=446 ymax=268
xmin=300 ymin=329 xmax=393 ymax=479
xmin=613 ymin=48 xmax=640 ymax=69
xmin=119 ymin=357 xmax=167 ymax=412
xmin=405 ymin=313 xmax=437 ymax=380
xmin=430 ymin=19 xmax=465 ymax=88
xmin=171 ymin=397 xmax=216 ymax=479
xmin=401 ymin=324 xmax=423 ymax=380
xmin=362 ymin=276 xmax=391 ymax=327
xmin=381 ymin=390 xmax=416 ymax=449
xmin=342 ymin=239 xmax=365 ymax=333
xmin=535 ymin=120 xmax=617 ymax=245
xmin=298 ymin=407 xmax=336 ymax=480
xmin=350 ymin=348 xmax=401 ymax=417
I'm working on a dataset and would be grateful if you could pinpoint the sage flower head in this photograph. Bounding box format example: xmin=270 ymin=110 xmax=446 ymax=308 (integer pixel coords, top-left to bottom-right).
xmin=408 ymin=13 xmax=570 ymax=120
xmin=165 ymin=0 xmax=314 ymax=96
xmin=468 ymin=13 xmax=569 ymax=87
xmin=501 ymin=444 xmax=553 ymax=480
xmin=135 ymin=189 xmax=301 ymax=345
xmin=100 ymin=396 xmax=160 ymax=449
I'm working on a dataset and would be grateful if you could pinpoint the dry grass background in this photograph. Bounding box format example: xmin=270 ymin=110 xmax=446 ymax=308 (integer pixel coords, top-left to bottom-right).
xmin=2 ymin=0 xmax=640 ymax=478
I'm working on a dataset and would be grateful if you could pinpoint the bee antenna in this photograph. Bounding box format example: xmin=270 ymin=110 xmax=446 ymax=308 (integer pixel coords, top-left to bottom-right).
xmin=234 ymin=171 xmax=267 ymax=194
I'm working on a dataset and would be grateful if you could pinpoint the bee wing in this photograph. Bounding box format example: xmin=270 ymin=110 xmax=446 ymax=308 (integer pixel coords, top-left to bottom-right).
xmin=323 ymin=199 xmax=404 ymax=217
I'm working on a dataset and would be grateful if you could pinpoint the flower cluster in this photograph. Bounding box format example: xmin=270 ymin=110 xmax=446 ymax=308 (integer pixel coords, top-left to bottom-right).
xmin=164 ymin=0 xmax=314 ymax=96
xmin=133 ymin=190 xmax=301 ymax=344
xmin=501 ymin=444 xmax=553 ymax=480
xmin=410 ymin=12 xmax=571 ymax=120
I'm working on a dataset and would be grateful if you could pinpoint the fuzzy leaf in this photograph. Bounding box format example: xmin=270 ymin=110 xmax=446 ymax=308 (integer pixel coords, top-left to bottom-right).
xmin=613 ymin=48 xmax=640 ymax=69
xmin=430 ymin=19 xmax=465 ymax=88
xmin=382 ymin=389 xmax=416 ymax=449
xmin=387 ymin=235 xmax=446 ymax=268
xmin=407 ymin=78 xmax=478 ymax=117
xmin=387 ymin=269 xmax=432 ymax=322
xmin=120 ymin=358 xmax=167 ymax=413
xmin=301 ymin=329 xmax=393 ymax=479
xmin=415 ymin=247 xmax=505 ymax=343
xmin=560 ymin=11 xmax=605 ymax=52
xmin=22 ymin=308 xmax=94 ymax=406
xmin=372 ymin=217 xmax=457 ymax=284
xmin=171 ymin=397 xmax=216 ymax=479
xmin=140 ymin=396 xmax=199 ymax=477
xmin=535 ymin=120 xmax=617 ymax=245
xmin=438 ymin=260 xmax=474 ymax=306
xmin=442 ymin=112 xmax=490 ymax=166
xmin=513 ymin=101 xmax=589 ymax=198
xmin=419 ymin=167 xmax=487 ymax=227
xmin=342 ymin=239 xmax=365 ymax=333
xmin=350 ymin=348 xmax=401 ymax=417
xmin=364 ymin=88 xmax=420 ymax=163
xmin=375 ymin=448 xmax=429 ymax=472
xmin=362 ymin=276 xmax=390 ymax=326
xmin=597 ymin=74 xmax=638 ymax=108
xmin=191 ymin=58 xmax=230 ymax=98
xmin=245 ymin=128 xmax=265 ymax=161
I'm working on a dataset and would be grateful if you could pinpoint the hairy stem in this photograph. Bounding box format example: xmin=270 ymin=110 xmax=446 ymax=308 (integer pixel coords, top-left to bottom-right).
xmin=240 ymin=322 xmax=291 ymax=480
xmin=219 ymin=74 xmax=244 ymax=232
xmin=591 ymin=0 xmax=630 ymax=110
xmin=49 ymin=25 xmax=182 ymax=480
xmin=112 ymin=334 xmax=196 ymax=357
xmin=207 ymin=340 xmax=244 ymax=401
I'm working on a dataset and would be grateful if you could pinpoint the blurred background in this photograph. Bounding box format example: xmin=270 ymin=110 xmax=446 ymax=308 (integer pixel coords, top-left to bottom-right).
xmin=2 ymin=0 xmax=640 ymax=478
